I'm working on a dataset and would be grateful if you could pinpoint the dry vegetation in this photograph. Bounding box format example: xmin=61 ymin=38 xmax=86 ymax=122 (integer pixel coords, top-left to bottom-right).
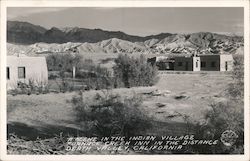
xmin=7 ymin=71 xmax=235 ymax=154
xmin=7 ymin=54 xmax=244 ymax=154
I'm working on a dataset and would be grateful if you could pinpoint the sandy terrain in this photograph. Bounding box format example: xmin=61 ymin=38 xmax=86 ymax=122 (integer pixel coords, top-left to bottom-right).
xmin=7 ymin=72 xmax=233 ymax=139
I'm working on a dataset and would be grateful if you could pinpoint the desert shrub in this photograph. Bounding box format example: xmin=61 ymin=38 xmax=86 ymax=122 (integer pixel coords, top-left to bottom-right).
xmin=76 ymin=62 xmax=115 ymax=90
xmin=7 ymin=133 xmax=67 ymax=155
xmin=75 ymin=63 xmax=119 ymax=88
xmin=101 ymin=58 xmax=115 ymax=64
xmin=71 ymin=90 xmax=152 ymax=137
xmin=48 ymin=71 xmax=60 ymax=80
xmin=48 ymin=56 xmax=115 ymax=92
xmin=55 ymin=78 xmax=74 ymax=92
xmin=187 ymin=55 xmax=244 ymax=154
xmin=7 ymin=133 xmax=130 ymax=154
xmin=188 ymin=101 xmax=244 ymax=154
xmin=227 ymin=55 xmax=244 ymax=99
xmin=46 ymin=52 xmax=83 ymax=73
xmin=9 ymin=80 xmax=50 ymax=95
xmin=46 ymin=52 xmax=83 ymax=92
xmin=113 ymin=54 xmax=159 ymax=88
xmin=81 ymin=77 xmax=113 ymax=91
xmin=75 ymin=59 xmax=103 ymax=79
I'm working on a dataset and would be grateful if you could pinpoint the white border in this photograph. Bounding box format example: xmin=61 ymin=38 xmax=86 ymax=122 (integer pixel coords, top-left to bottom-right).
xmin=0 ymin=1 xmax=249 ymax=161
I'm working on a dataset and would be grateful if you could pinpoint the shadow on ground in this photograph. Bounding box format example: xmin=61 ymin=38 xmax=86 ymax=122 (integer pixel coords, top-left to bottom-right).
xmin=7 ymin=122 xmax=86 ymax=140
xmin=8 ymin=120 xmax=195 ymax=141
xmin=147 ymin=120 xmax=195 ymax=136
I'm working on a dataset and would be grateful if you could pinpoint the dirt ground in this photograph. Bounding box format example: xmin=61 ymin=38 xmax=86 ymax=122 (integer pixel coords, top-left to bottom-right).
xmin=146 ymin=72 xmax=232 ymax=122
xmin=7 ymin=72 xmax=233 ymax=139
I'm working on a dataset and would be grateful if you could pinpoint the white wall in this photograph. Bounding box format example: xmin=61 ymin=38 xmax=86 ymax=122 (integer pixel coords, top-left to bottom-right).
xmin=7 ymin=56 xmax=48 ymax=90
xmin=192 ymin=57 xmax=200 ymax=71
xmin=220 ymin=55 xmax=233 ymax=71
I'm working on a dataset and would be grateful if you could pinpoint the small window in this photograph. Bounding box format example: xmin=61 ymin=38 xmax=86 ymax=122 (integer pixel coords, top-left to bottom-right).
xmin=196 ymin=61 xmax=199 ymax=68
xmin=7 ymin=67 xmax=10 ymax=80
xmin=18 ymin=67 xmax=26 ymax=79
xmin=201 ymin=62 xmax=206 ymax=67
xmin=211 ymin=61 xmax=216 ymax=67
xmin=178 ymin=62 xmax=183 ymax=66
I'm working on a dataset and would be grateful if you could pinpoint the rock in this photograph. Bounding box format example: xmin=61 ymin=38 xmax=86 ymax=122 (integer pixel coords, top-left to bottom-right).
xmin=49 ymin=89 xmax=60 ymax=93
xmin=156 ymin=111 xmax=165 ymax=114
xmin=174 ymin=92 xmax=189 ymax=100
xmin=150 ymin=89 xmax=172 ymax=96
xmin=166 ymin=111 xmax=182 ymax=118
xmin=156 ymin=102 xmax=166 ymax=108
xmin=175 ymin=95 xmax=186 ymax=99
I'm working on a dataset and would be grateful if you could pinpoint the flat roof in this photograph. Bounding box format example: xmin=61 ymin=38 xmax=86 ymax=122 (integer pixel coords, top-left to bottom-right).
xmin=198 ymin=54 xmax=232 ymax=56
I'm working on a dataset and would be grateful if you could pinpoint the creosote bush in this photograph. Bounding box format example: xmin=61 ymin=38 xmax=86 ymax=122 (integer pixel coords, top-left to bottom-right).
xmin=77 ymin=64 xmax=114 ymax=90
xmin=187 ymin=101 xmax=244 ymax=154
xmin=71 ymin=90 xmax=152 ymax=137
xmin=227 ymin=55 xmax=244 ymax=99
xmin=9 ymin=80 xmax=49 ymax=96
xmin=113 ymin=54 xmax=159 ymax=88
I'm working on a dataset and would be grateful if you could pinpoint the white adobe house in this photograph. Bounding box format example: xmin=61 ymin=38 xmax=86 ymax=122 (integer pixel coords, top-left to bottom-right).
xmin=174 ymin=54 xmax=233 ymax=71
xmin=7 ymin=55 xmax=48 ymax=90
xmin=199 ymin=54 xmax=233 ymax=71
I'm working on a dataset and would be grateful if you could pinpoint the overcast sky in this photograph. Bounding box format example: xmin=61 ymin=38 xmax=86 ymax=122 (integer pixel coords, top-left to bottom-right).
xmin=7 ymin=7 xmax=244 ymax=36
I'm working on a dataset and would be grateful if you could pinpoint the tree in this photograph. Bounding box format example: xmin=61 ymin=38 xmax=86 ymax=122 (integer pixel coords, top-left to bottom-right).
xmin=113 ymin=54 xmax=158 ymax=88
xmin=72 ymin=90 xmax=152 ymax=137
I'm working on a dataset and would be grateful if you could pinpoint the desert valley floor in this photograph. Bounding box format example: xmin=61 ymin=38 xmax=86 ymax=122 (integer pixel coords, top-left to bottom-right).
xmin=7 ymin=72 xmax=232 ymax=140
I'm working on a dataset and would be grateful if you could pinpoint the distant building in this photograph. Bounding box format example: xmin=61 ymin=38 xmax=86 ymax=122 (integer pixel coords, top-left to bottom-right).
xmin=7 ymin=55 xmax=48 ymax=90
xmin=148 ymin=56 xmax=175 ymax=70
xmin=156 ymin=59 xmax=175 ymax=70
xmin=148 ymin=54 xmax=233 ymax=72
xmin=199 ymin=54 xmax=233 ymax=71
xmin=174 ymin=56 xmax=200 ymax=71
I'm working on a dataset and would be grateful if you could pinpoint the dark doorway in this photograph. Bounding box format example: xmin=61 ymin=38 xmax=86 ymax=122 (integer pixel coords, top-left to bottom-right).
xmin=185 ymin=62 xmax=189 ymax=70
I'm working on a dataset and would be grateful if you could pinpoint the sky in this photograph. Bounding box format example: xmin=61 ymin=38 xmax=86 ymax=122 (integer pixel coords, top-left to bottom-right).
xmin=7 ymin=7 xmax=244 ymax=36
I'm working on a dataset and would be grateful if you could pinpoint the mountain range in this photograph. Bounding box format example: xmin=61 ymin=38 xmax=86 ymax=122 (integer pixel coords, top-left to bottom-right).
xmin=8 ymin=21 xmax=174 ymax=44
xmin=7 ymin=21 xmax=244 ymax=56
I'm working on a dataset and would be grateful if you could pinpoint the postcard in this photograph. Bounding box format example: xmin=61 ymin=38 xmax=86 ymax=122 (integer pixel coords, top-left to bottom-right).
xmin=0 ymin=0 xmax=249 ymax=161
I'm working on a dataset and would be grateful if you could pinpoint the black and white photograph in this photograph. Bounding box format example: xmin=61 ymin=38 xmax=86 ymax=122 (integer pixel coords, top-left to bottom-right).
xmin=0 ymin=0 xmax=249 ymax=161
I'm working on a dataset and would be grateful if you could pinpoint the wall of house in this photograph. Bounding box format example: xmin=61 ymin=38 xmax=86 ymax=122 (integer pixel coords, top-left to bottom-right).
xmin=219 ymin=55 xmax=233 ymax=71
xmin=199 ymin=55 xmax=220 ymax=71
xmin=174 ymin=57 xmax=193 ymax=71
xmin=7 ymin=56 xmax=48 ymax=90
xmin=192 ymin=57 xmax=200 ymax=71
